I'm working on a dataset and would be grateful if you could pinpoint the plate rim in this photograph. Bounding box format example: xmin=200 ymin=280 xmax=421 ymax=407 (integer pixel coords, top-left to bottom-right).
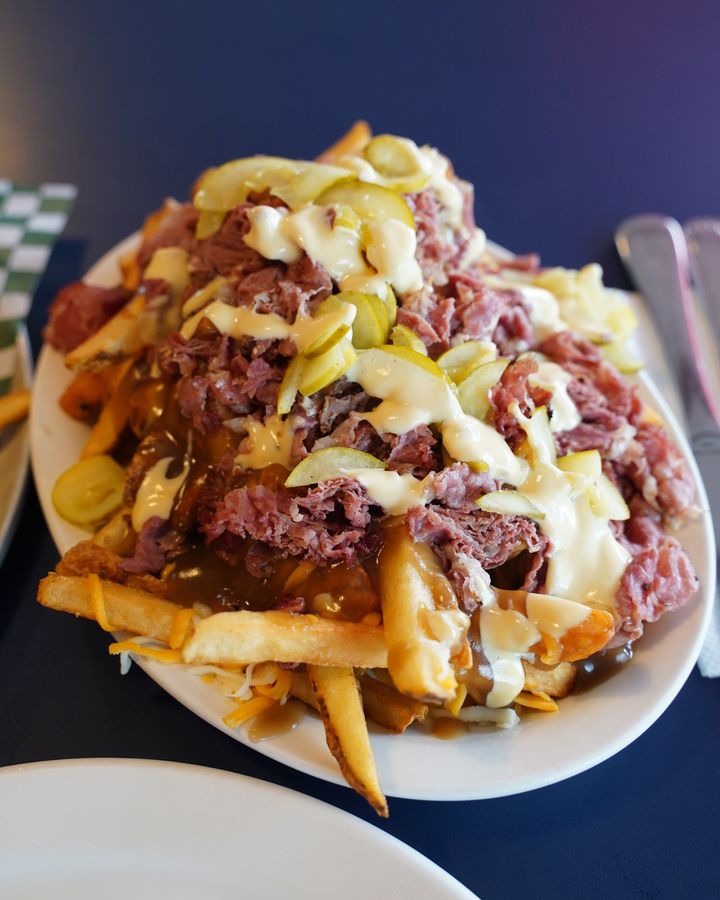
xmin=30 ymin=234 xmax=716 ymax=802
xmin=0 ymin=757 xmax=478 ymax=898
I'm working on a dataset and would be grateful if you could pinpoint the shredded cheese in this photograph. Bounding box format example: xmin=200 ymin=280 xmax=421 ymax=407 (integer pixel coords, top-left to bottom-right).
xmin=108 ymin=640 xmax=182 ymax=665
xmin=87 ymin=574 xmax=112 ymax=632
xmin=168 ymin=607 xmax=195 ymax=650
xmin=223 ymin=694 xmax=276 ymax=728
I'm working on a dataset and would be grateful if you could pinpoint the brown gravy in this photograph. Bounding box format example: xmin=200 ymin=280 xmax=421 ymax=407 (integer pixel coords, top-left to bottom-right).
xmin=573 ymin=643 xmax=634 ymax=692
xmin=431 ymin=718 xmax=469 ymax=740
xmin=248 ymin=700 xmax=305 ymax=742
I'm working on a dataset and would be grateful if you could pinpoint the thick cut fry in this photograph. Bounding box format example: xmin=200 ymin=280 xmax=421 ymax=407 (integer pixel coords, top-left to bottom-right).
xmin=37 ymin=573 xmax=183 ymax=643
xmin=289 ymin=671 xmax=320 ymax=710
xmin=59 ymin=371 xmax=110 ymax=423
xmin=316 ymin=121 xmax=372 ymax=163
xmin=0 ymin=388 xmax=30 ymax=428
xmin=119 ymin=248 xmax=141 ymax=292
xmin=80 ymin=358 xmax=136 ymax=458
xmin=64 ymin=293 xmax=148 ymax=371
xmin=309 ymin=665 xmax=388 ymax=817
xmin=522 ymin=660 xmax=577 ymax=699
xmin=359 ymin=673 xmax=428 ymax=734
xmin=378 ymin=524 xmax=469 ymax=702
xmin=182 ymin=611 xmax=388 ymax=669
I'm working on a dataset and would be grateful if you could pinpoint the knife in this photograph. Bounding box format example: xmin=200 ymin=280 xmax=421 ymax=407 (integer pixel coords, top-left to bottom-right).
xmin=615 ymin=215 xmax=719 ymax=660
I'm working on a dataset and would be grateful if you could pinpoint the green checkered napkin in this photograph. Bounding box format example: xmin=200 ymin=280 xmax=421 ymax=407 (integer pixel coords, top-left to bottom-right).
xmin=0 ymin=180 xmax=77 ymax=393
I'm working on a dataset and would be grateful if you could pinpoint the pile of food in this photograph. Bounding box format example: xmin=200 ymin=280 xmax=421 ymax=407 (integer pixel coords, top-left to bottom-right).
xmin=38 ymin=122 xmax=699 ymax=815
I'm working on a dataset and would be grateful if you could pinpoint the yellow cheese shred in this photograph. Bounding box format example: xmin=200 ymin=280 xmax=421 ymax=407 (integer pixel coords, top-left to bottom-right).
xmin=254 ymin=668 xmax=293 ymax=701
xmin=88 ymin=574 xmax=112 ymax=632
xmin=168 ymin=607 xmax=195 ymax=649
xmin=443 ymin=683 xmax=468 ymax=717
xmin=223 ymin=694 xmax=276 ymax=728
xmin=514 ymin=690 xmax=559 ymax=713
xmin=108 ymin=640 xmax=183 ymax=664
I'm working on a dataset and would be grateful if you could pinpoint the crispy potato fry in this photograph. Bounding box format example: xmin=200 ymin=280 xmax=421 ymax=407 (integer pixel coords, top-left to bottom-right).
xmin=37 ymin=573 xmax=183 ymax=642
xmin=182 ymin=610 xmax=388 ymax=669
xmin=522 ymin=660 xmax=577 ymax=699
xmin=80 ymin=358 xmax=136 ymax=458
xmin=316 ymin=120 xmax=372 ymax=163
xmin=359 ymin=673 xmax=428 ymax=734
xmin=289 ymin=671 xmax=320 ymax=710
xmin=0 ymin=389 xmax=30 ymax=429
xmin=119 ymin=248 xmax=141 ymax=292
xmin=309 ymin=665 xmax=388 ymax=817
xmin=378 ymin=524 xmax=469 ymax=702
xmin=59 ymin=371 xmax=110 ymax=423
xmin=64 ymin=293 xmax=148 ymax=371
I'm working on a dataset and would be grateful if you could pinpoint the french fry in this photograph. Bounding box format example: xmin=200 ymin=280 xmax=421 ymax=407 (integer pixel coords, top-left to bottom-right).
xmin=37 ymin=573 xmax=184 ymax=642
xmin=119 ymin=248 xmax=141 ymax=292
xmin=0 ymin=389 xmax=30 ymax=429
xmin=80 ymin=358 xmax=136 ymax=458
xmin=522 ymin=660 xmax=577 ymax=699
xmin=290 ymin=670 xmax=320 ymax=710
xmin=64 ymin=293 xmax=148 ymax=371
xmin=308 ymin=665 xmax=388 ymax=817
xmin=359 ymin=673 xmax=428 ymax=734
xmin=378 ymin=524 xmax=469 ymax=702
xmin=182 ymin=610 xmax=388 ymax=669
xmin=59 ymin=371 xmax=110 ymax=423
xmin=316 ymin=120 xmax=372 ymax=163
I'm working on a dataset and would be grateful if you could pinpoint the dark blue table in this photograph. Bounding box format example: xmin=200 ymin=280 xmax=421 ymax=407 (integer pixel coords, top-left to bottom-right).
xmin=2 ymin=2 xmax=719 ymax=897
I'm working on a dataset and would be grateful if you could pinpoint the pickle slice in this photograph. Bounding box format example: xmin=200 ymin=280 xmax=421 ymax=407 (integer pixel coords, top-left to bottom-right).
xmin=277 ymin=354 xmax=307 ymax=416
xmin=376 ymin=343 xmax=445 ymax=379
xmin=319 ymin=292 xmax=389 ymax=350
xmin=556 ymin=449 xmax=602 ymax=478
xmin=195 ymin=157 xmax=354 ymax=213
xmin=52 ymin=455 xmax=126 ymax=527
xmin=600 ymin=340 xmax=644 ymax=374
xmin=437 ymin=341 xmax=498 ymax=384
xmin=390 ymin=323 xmax=427 ymax=354
xmin=477 ymin=490 xmax=544 ymax=519
xmin=558 ymin=451 xmax=629 ymax=520
xmin=303 ymin=323 xmax=352 ymax=359
xmin=316 ymin=180 xmax=415 ymax=230
xmin=285 ymin=446 xmax=386 ymax=488
xmin=457 ymin=360 xmax=508 ymax=420
xmin=364 ymin=134 xmax=431 ymax=193
xmin=299 ymin=340 xmax=357 ymax=397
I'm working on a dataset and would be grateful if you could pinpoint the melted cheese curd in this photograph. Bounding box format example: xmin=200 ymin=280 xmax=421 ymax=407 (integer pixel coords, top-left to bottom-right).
xmin=168 ymin=133 xmax=640 ymax=719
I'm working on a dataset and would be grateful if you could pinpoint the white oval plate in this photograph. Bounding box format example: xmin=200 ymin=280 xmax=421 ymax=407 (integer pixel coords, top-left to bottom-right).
xmin=0 ymin=758 xmax=477 ymax=899
xmin=31 ymin=237 xmax=715 ymax=801
xmin=0 ymin=327 xmax=32 ymax=567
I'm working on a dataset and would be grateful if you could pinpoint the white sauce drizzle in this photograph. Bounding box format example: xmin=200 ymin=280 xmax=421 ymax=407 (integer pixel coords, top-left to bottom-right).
xmin=364 ymin=219 xmax=423 ymax=295
xmin=347 ymin=469 xmax=432 ymax=516
xmin=180 ymin=298 xmax=355 ymax=353
xmin=518 ymin=462 xmax=631 ymax=611
xmin=529 ymin=360 xmax=581 ymax=433
xmin=480 ymin=593 xmax=540 ymax=709
xmin=525 ymin=592 xmax=591 ymax=638
xmin=132 ymin=457 xmax=189 ymax=533
xmin=244 ymin=207 xmax=302 ymax=264
xmin=235 ymin=414 xmax=298 ymax=470
xmin=347 ymin=348 xmax=529 ymax=486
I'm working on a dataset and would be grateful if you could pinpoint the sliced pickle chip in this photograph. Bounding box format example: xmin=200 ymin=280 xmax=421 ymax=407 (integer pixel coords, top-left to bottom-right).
xmin=285 ymin=446 xmax=386 ymax=488
xmin=319 ymin=292 xmax=389 ymax=350
xmin=600 ymin=340 xmax=644 ymax=374
xmin=382 ymin=286 xmax=398 ymax=325
xmin=364 ymin=134 xmax=431 ymax=193
xmin=558 ymin=451 xmax=629 ymax=520
xmin=196 ymin=210 xmax=226 ymax=240
xmin=587 ymin=474 xmax=631 ymax=521
xmin=299 ymin=340 xmax=357 ymax=397
xmin=316 ymin=180 xmax=415 ymax=230
xmin=376 ymin=343 xmax=445 ymax=379
xmin=556 ymin=449 xmax=602 ymax=478
xmin=277 ymin=354 xmax=307 ymax=415
xmin=477 ymin=490 xmax=544 ymax=519
xmin=195 ymin=157 xmax=354 ymax=213
xmin=303 ymin=323 xmax=351 ymax=359
xmin=390 ymin=323 xmax=427 ymax=355
xmin=457 ymin=359 xmax=508 ymax=421
xmin=52 ymin=455 xmax=126 ymax=527
xmin=437 ymin=341 xmax=498 ymax=384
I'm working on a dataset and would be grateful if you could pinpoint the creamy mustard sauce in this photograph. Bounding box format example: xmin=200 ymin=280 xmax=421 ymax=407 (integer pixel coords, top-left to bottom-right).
xmin=525 ymin=592 xmax=591 ymax=638
xmin=518 ymin=463 xmax=631 ymax=611
xmin=143 ymin=246 xmax=189 ymax=299
xmin=481 ymin=595 xmax=540 ymax=708
xmin=347 ymin=469 xmax=432 ymax=516
xmin=132 ymin=457 xmax=190 ymax=532
xmin=182 ymin=275 xmax=228 ymax=318
xmin=244 ymin=206 xmax=302 ymax=264
xmin=347 ymin=348 xmax=529 ymax=486
xmin=529 ymin=360 xmax=581 ymax=433
xmin=181 ymin=298 xmax=355 ymax=352
xmin=364 ymin=219 xmax=423 ymax=295
xmin=235 ymin=414 xmax=297 ymax=470
xmin=416 ymin=145 xmax=465 ymax=230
